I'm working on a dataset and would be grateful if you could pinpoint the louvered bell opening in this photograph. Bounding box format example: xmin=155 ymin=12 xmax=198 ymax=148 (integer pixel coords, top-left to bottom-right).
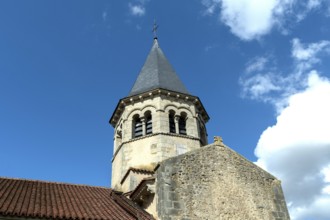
xmin=169 ymin=112 xmax=176 ymax=133
xmin=146 ymin=116 xmax=152 ymax=135
xmin=179 ymin=117 xmax=186 ymax=135
xmin=134 ymin=120 xmax=143 ymax=138
xmin=169 ymin=119 xmax=175 ymax=133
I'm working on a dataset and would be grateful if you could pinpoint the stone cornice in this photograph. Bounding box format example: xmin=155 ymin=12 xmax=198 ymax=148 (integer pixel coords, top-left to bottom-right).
xmin=109 ymin=88 xmax=210 ymax=127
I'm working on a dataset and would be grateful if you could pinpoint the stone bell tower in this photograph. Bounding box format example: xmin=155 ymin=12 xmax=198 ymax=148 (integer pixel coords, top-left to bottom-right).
xmin=109 ymin=37 xmax=209 ymax=191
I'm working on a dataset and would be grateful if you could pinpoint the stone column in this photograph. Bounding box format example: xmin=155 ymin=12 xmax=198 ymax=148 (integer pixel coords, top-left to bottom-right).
xmin=175 ymin=115 xmax=180 ymax=134
xmin=141 ymin=116 xmax=146 ymax=136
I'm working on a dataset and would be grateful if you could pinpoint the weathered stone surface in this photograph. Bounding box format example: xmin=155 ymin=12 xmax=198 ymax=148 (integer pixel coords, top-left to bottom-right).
xmin=156 ymin=143 xmax=290 ymax=220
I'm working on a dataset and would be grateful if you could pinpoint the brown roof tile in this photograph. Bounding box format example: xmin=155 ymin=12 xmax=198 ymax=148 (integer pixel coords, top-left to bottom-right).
xmin=0 ymin=177 xmax=154 ymax=220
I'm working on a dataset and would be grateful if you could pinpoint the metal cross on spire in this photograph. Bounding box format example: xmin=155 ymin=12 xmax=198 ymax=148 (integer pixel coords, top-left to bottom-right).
xmin=152 ymin=20 xmax=159 ymax=39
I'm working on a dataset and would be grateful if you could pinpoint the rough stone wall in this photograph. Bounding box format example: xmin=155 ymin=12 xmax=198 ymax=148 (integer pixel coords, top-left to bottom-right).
xmin=156 ymin=143 xmax=290 ymax=220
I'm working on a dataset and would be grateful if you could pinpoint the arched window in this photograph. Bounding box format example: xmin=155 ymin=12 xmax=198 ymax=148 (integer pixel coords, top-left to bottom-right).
xmin=133 ymin=115 xmax=143 ymax=138
xmin=145 ymin=111 xmax=152 ymax=135
xmin=169 ymin=110 xmax=176 ymax=133
xmin=179 ymin=112 xmax=187 ymax=135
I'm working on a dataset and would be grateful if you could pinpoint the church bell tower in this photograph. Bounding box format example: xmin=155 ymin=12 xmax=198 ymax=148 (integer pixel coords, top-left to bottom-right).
xmin=109 ymin=37 xmax=209 ymax=191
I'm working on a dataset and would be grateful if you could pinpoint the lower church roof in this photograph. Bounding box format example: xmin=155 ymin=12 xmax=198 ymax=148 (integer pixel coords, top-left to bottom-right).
xmin=0 ymin=177 xmax=154 ymax=220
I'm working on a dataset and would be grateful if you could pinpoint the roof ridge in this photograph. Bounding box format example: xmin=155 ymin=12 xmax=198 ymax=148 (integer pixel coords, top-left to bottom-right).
xmin=154 ymin=40 xmax=161 ymax=87
xmin=0 ymin=177 xmax=110 ymax=189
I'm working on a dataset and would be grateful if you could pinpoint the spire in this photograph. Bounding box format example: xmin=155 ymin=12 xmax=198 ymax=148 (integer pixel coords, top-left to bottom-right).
xmin=129 ymin=38 xmax=190 ymax=96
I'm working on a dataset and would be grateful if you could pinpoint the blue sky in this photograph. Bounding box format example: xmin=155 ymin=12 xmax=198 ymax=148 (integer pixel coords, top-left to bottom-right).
xmin=1 ymin=1 xmax=330 ymax=219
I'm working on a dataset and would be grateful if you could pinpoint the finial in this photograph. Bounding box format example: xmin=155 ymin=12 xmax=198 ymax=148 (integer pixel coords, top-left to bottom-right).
xmin=214 ymin=136 xmax=225 ymax=147
xmin=152 ymin=19 xmax=159 ymax=39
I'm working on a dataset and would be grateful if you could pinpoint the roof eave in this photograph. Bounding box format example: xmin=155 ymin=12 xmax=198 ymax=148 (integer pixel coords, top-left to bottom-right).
xmin=109 ymin=88 xmax=210 ymax=127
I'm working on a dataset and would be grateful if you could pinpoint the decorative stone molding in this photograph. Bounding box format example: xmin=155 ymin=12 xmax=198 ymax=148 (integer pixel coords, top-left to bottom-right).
xmin=112 ymin=132 xmax=201 ymax=162
xmin=109 ymin=88 xmax=210 ymax=127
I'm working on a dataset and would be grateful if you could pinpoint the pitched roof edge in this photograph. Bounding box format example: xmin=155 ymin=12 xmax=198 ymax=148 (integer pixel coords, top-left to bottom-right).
xmin=111 ymin=191 xmax=155 ymax=220
xmin=120 ymin=167 xmax=154 ymax=185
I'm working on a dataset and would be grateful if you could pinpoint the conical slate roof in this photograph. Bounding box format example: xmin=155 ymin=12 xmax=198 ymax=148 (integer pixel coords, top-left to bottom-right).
xmin=129 ymin=38 xmax=189 ymax=96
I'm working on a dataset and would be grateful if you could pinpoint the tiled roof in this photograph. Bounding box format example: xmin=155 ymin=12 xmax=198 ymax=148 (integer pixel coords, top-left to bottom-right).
xmin=0 ymin=177 xmax=154 ymax=220
xmin=129 ymin=38 xmax=190 ymax=96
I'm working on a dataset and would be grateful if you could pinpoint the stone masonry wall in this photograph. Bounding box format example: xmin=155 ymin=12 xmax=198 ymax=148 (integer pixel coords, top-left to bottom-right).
xmin=112 ymin=93 xmax=205 ymax=190
xmin=156 ymin=143 xmax=290 ymax=220
xmin=111 ymin=134 xmax=201 ymax=190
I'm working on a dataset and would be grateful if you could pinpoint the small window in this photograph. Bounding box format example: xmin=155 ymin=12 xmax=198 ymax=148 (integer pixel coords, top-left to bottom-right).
xmin=179 ymin=112 xmax=187 ymax=135
xmin=133 ymin=115 xmax=143 ymax=138
xmin=145 ymin=111 xmax=152 ymax=135
xmin=169 ymin=110 xmax=176 ymax=133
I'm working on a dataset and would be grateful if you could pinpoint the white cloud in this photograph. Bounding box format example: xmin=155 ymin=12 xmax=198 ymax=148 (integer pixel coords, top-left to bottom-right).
xmin=255 ymin=72 xmax=330 ymax=220
xmin=201 ymin=0 xmax=292 ymax=40
xmin=240 ymin=39 xmax=330 ymax=112
xmin=292 ymin=38 xmax=330 ymax=61
xmin=291 ymin=39 xmax=330 ymax=80
xmin=220 ymin=0 xmax=280 ymax=40
xmin=242 ymin=39 xmax=330 ymax=219
xmin=307 ymin=0 xmax=323 ymax=10
xmin=129 ymin=3 xmax=146 ymax=16
xmin=245 ymin=56 xmax=268 ymax=73
xmin=201 ymin=0 xmax=221 ymax=15
xmin=290 ymin=197 xmax=330 ymax=220
xmin=128 ymin=0 xmax=149 ymax=17
xmin=240 ymin=73 xmax=282 ymax=100
xmin=201 ymin=0 xmax=330 ymax=40
xmin=323 ymin=165 xmax=330 ymax=183
xmin=296 ymin=0 xmax=324 ymax=21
